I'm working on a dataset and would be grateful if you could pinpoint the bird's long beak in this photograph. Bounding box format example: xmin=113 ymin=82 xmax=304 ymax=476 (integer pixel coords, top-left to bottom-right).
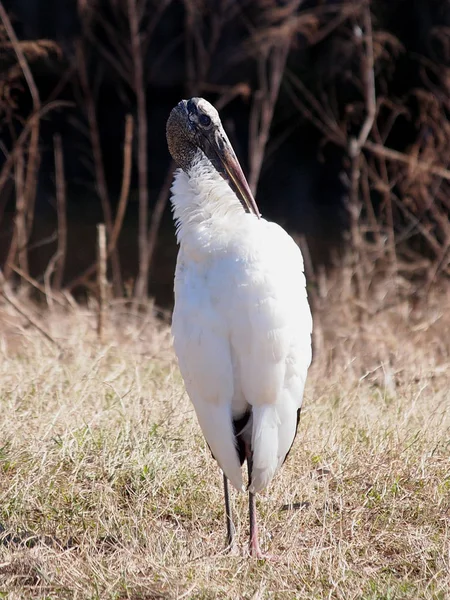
xmin=211 ymin=133 xmax=261 ymax=218
xmin=220 ymin=145 xmax=261 ymax=218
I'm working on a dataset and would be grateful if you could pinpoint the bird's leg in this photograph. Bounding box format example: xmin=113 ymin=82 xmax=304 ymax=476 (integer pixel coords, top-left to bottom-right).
xmin=223 ymin=473 xmax=236 ymax=551
xmin=247 ymin=454 xmax=264 ymax=558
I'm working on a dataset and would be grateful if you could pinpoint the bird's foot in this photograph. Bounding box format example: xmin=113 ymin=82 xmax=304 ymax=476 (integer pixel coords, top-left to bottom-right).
xmin=249 ymin=545 xmax=265 ymax=559
xmin=249 ymin=539 xmax=277 ymax=560
xmin=248 ymin=547 xmax=277 ymax=561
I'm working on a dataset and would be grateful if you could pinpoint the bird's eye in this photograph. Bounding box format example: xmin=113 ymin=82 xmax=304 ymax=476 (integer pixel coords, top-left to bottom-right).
xmin=199 ymin=113 xmax=211 ymax=127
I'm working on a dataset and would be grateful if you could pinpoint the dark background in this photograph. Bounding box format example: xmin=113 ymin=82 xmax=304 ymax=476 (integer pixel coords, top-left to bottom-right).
xmin=1 ymin=0 xmax=449 ymax=305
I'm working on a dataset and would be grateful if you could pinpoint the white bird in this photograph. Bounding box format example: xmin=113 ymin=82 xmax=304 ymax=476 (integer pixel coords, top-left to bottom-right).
xmin=166 ymin=97 xmax=312 ymax=558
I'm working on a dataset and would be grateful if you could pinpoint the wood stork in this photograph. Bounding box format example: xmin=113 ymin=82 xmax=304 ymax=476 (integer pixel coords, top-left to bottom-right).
xmin=166 ymin=97 xmax=312 ymax=558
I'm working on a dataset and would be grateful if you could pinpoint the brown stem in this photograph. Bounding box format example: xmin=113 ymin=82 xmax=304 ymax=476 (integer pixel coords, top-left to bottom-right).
xmin=4 ymin=152 xmax=26 ymax=282
xmin=364 ymin=141 xmax=450 ymax=182
xmin=248 ymin=42 xmax=290 ymax=195
xmin=111 ymin=114 xmax=134 ymax=249
xmin=127 ymin=0 xmax=149 ymax=299
xmin=346 ymin=3 xmax=376 ymax=315
xmin=53 ymin=134 xmax=67 ymax=291
xmin=24 ymin=116 xmax=40 ymax=242
xmin=144 ymin=162 xmax=175 ymax=283
xmin=0 ymin=1 xmax=42 ymax=282
xmin=65 ymin=114 xmax=133 ymax=292
xmin=349 ymin=5 xmax=376 ymax=159
xmin=76 ymin=41 xmax=122 ymax=296
xmin=0 ymin=4 xmax=39 ymax=108
xmin=97 ymin=224 xmax=107 ymax=341
xmin=0 ymin=101 xmax=72 ymax=201
xmin=10 ymin=264 xmax=67 ymax=306
xmin=15 ymin=152 xmax=28 ymax=275
xmin=0 ymin=270 xmax=63 ymax=351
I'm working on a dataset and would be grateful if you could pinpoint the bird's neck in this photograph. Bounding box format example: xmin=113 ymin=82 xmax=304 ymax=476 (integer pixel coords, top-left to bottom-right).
xmin=170 ymin=151 xmax=245 ymax=246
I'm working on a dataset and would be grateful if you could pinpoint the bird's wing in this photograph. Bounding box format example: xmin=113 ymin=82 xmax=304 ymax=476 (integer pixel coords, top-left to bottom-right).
xmin=231 ymin=221 xmax=312 ymax=403
xmin=172 ymin=253 xmax=244 ymax=491
xmin=229 ymin=221 xmax=313 ymax=492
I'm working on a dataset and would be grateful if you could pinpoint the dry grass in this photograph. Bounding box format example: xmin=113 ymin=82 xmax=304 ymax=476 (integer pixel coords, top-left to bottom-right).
xmin=0 ymin=288 xmax=449 ymax=599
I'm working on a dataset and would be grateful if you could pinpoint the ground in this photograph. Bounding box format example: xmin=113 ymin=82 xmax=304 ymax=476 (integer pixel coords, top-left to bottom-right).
xmin=0 ymin=286 xmax=449 ymax=599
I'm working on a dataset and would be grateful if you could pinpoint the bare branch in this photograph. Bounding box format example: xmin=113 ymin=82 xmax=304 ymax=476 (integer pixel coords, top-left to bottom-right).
xmin=144 ymin=162 xmax=175 ymax=283
xmin=0 ymin=1 xmax=43 ymax=283
xmin=0 ymin=101 xmax=73 ymax=212
xmin=0 ymin=270 xmax=63 ymax=351
xmin=76 ymin=41 xmax=123 ymax=295
xmin=10 ymin=264 xmax=67 ymax=306
xmin=53 ymin=134 xmax=67 ymax=291
xmin=349 ymin=4 xmax=376 ymax=158
xmin=346 ymin=3 xmax=377 ymax=314
xmin=0 ymin=2 xmax=40 ymax=109
xmin=65 ymin=114 xmax=133 ymax=291
xmin=97 ymin=224 xmax=107 ymax=341
xmin=248 ymin=41 xmax=290 ymax=195
xmin=127 ymin=0 xmax=149 ymax=299
xmin=364 ymin=140 xmax=450 ymax=182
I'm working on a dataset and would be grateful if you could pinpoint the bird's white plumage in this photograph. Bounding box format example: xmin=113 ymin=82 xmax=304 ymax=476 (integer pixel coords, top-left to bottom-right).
xmin=171 ymin=152 xmax=312 ymax=494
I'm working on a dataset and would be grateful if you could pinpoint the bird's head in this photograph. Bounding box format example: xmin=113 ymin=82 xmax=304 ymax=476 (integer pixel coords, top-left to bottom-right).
xmin=167 ymin=97 xmax=260 ymax=218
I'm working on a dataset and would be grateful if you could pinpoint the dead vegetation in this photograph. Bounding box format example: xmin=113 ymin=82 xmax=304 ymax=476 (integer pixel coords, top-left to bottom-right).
xmin=0 ymin=285 xmax=449 ymax=599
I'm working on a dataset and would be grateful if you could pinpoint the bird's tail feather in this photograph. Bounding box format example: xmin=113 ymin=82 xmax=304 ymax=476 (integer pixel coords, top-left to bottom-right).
xmin=194 ymin=401 xmax=245 ymax=492
xmin=249 ymin=405 xmax=281 ymax=493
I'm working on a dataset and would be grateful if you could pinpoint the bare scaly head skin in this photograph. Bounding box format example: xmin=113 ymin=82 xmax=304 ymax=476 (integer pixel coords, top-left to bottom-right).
xmin=167 ymin=97 xmax=260 ymax=217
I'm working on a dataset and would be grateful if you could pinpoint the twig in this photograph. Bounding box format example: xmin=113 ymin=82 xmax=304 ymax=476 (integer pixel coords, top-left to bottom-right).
xmin=363 ymin=141 xmax=450 ymax=181
xmin=0 ymin=101 xmax=72 ymax=206
xmin=64 ymin=114 xmax=133 ymax=292
xmin=10 ymin=265 xmax=67 ymax=306
xmin=0 ymin=3 xmax=39 ymax=108
xmin=76 ymin=41 xmax=122 ymax=296
xmin=24 ymin=109 xmax=40 ymax=243
xmin=372 ymin=127 xmax=397 ymax=270
xmin=0 ymin=1 xmax=42 ymax=282
xmin=297 ymin=234 xmax=315 ymax=296
xmin=284 ymin=70 xmax=345 ymax=147
xmin=4 ymin=151 xmax=28 ymax=283
xmin=97 ymin=224 xmax=107 ymax=341
xmin=349 ymin=3 xmax=376 ymax=160
xmin=112 ymin=114 xmax=134 ymax=248
xmin=127 ymin=0 xmax=149 ymax=299
xmin=0 ymin=270 xmax=62 ymax=350
xmin=53 ymin=134 xmax=67 ymax=291
xmin=360 ymin=156 xmax=381 ymax=245
xmin=348 ymin=6 xmax=376 ymax=159
xmin=248 ymin=41 xmax=290 ymax=195
xmin=44 ymin=251 xmax=61 ymax=311
xmin=346 ymin=3 xmax=376 ymax=314
xmin=15 ymin=151 xmax=28 ymax=275
xmin=183 ymin=0 xmax=226 ymax=96
xmin=144 ymin=162 xmax=175 ymax=282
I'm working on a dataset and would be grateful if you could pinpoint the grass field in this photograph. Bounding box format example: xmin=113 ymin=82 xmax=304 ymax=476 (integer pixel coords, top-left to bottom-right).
xmin=0 ymin=288 xmax=449 ymax=599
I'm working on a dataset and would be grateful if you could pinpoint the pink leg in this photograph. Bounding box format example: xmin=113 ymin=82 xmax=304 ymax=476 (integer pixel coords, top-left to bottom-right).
xmin=249 ymin=486 xmax=264 ymax=558
xmin=247 ymin=452 xmax=265 ymax=558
